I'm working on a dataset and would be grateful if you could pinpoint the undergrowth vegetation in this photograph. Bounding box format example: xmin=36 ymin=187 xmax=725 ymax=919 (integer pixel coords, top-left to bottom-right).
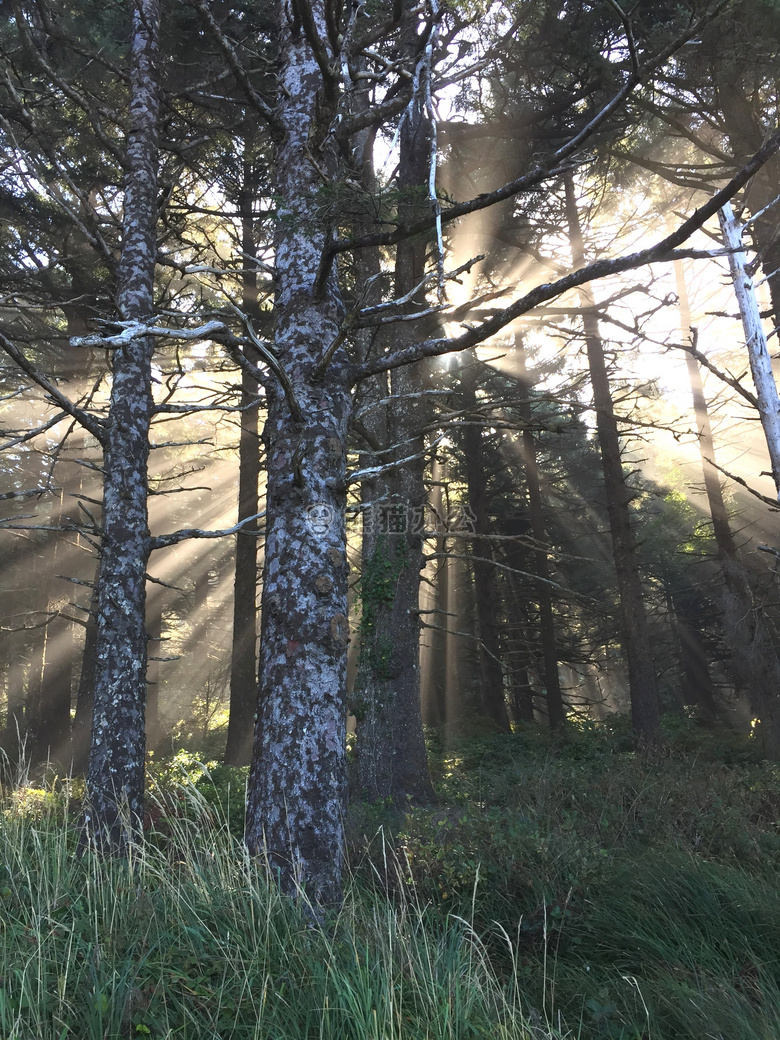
xmin=2 ymin=716 xmax=780 ymax=1038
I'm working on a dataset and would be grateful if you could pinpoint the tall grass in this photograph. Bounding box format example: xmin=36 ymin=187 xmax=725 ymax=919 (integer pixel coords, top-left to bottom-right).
xmin=0 ymin=783 xmax=557 ymax=1040
xmin=4 ymin=723 xmax=780 ymax=1039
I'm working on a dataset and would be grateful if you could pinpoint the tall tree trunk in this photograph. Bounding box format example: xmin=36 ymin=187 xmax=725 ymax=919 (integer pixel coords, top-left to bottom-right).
xmin=353 ymin=57 xmax=435 ymax=804
xmin=348 ymin=76 xmax=397 ymax=797
xmin=676 ymin=259 xmax=780 ymax=757
xmin=459 ymin=357 xmax=510 ymax=731
xmin=224 ymin=159 xmax=261 ymax=767
xmin=83 ymin=0 xmax=160 ymax=850
xmin=564 ymin=170 xmax=661 ymax=743
xmin=245 ymin=2 xmax=350 ymax=905
xmin=514 ymin=333 xmax=565 ymax=729
xmin=718 ymin=201 xmax=780 ymax=496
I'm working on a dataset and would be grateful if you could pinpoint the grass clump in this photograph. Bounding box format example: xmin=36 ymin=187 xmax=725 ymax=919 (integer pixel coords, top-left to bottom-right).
xmin=346 ymin=721 xmax=780 ymax=1038
xmin=0 ymin=782 xmax=556 ymax=1040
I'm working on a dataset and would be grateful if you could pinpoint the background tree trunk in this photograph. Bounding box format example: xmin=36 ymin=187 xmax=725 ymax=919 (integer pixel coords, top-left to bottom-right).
xmin=224 ymin=157 xmax=261 ymax=767
xmin=459 ymin=357 xmax=511 ymax=731
xmin=515 ymin=333 xmax=565 ymax=729
xmin=564 ymin=170 xmax=661 ymax=744
xmin=353 ymin=56 xmax=435 ymax=804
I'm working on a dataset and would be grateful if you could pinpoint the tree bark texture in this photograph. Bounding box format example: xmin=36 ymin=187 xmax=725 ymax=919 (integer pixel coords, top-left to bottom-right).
xmin=83 ymin=0 xmax=160 ymax=850
xmin=564 ymin=171 xmax=660 ymax=743
xmin=245 ymin=2 xmax=350 ymax=905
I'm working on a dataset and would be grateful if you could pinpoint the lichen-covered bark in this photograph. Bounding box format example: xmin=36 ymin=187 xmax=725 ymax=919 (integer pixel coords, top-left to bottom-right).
xmin=245 ymin=2 xmax=349 ymax=905
xmin=83 ymin=0 xmax=159 ymax=850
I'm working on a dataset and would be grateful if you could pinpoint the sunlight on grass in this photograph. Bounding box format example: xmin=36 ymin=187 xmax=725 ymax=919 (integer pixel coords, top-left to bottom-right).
xmin=0 ymin=781 xmax=557 ymax=1040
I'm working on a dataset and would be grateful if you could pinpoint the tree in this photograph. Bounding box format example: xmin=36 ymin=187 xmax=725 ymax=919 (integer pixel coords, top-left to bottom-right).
xmin=675 ymin=259 xmax=780 ymax=756
xmin=352 ymin=20 xmax=439 ymax=803
xmin=241 ymin=0 xmax=780 ymax=901
xmin=82 ymin=0 xmax=161 ymax=849
xmin=4 ymin=0 xmax=780 ymax=907
xmin=563 ymin=168 xmax=661 ymax=743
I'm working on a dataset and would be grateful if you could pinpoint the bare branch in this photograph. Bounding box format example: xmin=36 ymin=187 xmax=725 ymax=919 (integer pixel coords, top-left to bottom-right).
xmin=703 ymin=456 xmax=780 ymax=509
xmin=227 ymin=304 xmax=303 ymax=421
xmin=0 ymin=486 xmax=59 ymax=501
xmin=150 ymin=510 xmax=266 ymax=551
xmin=354 ymin=129 xmax=780 ymax=381
xmin=347 ymin=435 xmax=444 ymax=486
xmin=0 ymin=331 xmax=106 ymax=442
xmin=0 ymin=611 xmax=60 ymax=633
xmin=71 ymin=318 xmax=242 ymax=350
xmin=189 ymin=0 xmax=279 ymax=128
xmin=1 ymin=412 xmax=69 ymax=451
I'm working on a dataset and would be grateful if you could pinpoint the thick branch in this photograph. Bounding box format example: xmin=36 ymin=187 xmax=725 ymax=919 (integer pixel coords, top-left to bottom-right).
xmin=329 ymin=0 xmax=733 ymax=264
xmin=150 ymin=510 xmax=266 ymax=550
xmin=354 ymin=129 xmax=780 ymax=381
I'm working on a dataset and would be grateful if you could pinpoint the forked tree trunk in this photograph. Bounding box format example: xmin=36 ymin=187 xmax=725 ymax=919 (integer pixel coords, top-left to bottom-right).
xmin=564 ymin=171 xmax=660 ymax=744
xmin=83 ymin=0 xmax=160 ymax=850
xmin=245 ymin=3 xmax=350 ymax=905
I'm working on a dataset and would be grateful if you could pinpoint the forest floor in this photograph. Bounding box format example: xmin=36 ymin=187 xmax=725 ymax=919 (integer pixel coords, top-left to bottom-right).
xmin=1 ymin=716 xmax=779 ymax=1039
